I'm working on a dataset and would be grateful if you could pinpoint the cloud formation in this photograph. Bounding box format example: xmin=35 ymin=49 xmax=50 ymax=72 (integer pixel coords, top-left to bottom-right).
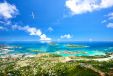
xmin=102 ymin=12 xmax=113 ymax=28
xmin=48 ymin=27 xmax=53 ymax=32
xmin=65 ymin=0 xmax=113 ymax=15
xmin=107 ymin=12 xmax=113 ymax=20
xmin=12 ymin=25 xmax=51 ymax=41
xmin=0 ymin=2 xmax=18 ymax=19
xmin=0 ymin=26 xmax=4 ymax=30
xmin=101 ymin=20 xmax=107 ymax=24
xmin=60 ymin=34 xmax=72 ymax=39
xmin=89 ymin=38 xmax=93 ymax=42
xmin=40 ymin=34 xmax=51 ymax=41
xmin=32 ymin=12 xmax=35 ymax=19
xmin=107 ymin=23 xmax=113 ymax=28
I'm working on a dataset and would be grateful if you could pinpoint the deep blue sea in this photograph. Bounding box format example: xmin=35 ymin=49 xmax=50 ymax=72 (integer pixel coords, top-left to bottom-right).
xmin=0 ymin=41 xmax=113 ymax=57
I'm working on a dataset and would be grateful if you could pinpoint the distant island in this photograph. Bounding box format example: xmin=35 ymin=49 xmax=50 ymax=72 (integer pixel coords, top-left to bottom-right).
xmin=66 ymin=44 xmax=89 ymax=48
xmin=0 ymin=42 xmax=113 ymax=76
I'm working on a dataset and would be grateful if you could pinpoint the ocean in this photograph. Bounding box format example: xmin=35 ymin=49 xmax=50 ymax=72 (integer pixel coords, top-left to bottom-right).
xmin=0 ymin=41 xmax=113 ymax=57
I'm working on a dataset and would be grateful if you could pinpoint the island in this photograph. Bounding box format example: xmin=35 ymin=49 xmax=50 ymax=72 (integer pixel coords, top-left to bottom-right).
xmin=65 ymin=44 xmax=89 ymax=48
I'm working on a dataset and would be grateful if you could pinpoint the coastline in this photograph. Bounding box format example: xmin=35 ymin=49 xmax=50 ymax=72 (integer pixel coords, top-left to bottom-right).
xmin=0 ymin=53 xmax=113 ymax=62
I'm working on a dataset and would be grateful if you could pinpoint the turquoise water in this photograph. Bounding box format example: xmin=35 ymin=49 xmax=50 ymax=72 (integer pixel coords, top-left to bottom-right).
xmin=0 ymin=41 xmax=113 ymax=57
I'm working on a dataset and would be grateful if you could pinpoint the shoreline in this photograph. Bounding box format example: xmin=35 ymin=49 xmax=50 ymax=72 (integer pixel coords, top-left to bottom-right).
xmin=0 ymin=53 xmax=113 ymax=62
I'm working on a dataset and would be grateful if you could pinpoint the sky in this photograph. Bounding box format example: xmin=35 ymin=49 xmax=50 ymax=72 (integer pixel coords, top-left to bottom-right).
xmin=0 ymin=0 xmax=113 ymax=42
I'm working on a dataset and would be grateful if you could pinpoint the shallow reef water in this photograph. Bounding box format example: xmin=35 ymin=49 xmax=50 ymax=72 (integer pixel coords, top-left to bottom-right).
xmin=0 ymin=41 xmax=113 ymax=57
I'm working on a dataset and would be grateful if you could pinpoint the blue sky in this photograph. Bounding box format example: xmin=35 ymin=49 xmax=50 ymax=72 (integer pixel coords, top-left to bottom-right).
xmin=0 ymin=0 xmax=113 ymax=42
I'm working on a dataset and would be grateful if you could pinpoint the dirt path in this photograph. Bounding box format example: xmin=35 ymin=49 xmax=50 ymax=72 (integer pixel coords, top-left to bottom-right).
xmin=81 ymin=64 xmax=105 ymax=76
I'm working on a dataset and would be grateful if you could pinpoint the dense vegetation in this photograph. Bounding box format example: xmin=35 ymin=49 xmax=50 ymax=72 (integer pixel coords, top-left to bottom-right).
xmin=0 ymin=54 xmax=113 ymax=76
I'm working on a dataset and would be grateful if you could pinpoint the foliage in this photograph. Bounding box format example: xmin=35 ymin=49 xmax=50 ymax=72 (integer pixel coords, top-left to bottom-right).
xmin=0 ymin=54 xmax=113 ymax=76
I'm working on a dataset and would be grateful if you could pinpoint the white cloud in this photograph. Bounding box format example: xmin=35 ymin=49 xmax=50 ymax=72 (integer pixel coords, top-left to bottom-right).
xmin=101 ymin=20 xmax=107 ymax=24
xmin=23 ymin=26 xmax=42 ymax=36
xmin=48 ymin=27 xmax=53 ymax=32
xmin=60 ymin=34 xmax=72 ymax=39
xmin=0 ymin=2 xmax=18 ymax=19
xmin=107 ymin=12 xmax=113 ymax=20
xmin=65 ymin=0 xmax=113 ymax=15
xmin=0 ymin=21 xmax=4 ymax=24
xmin=32 ymin=12 xmax=35 ymax=19
xmin=0 ymin=26 xmax=4 ymax=30
xmin=40 ymin=34 xmax=51 ymax=41
xmin=89 ymin=38 xmax=93 ymax=42
xmin=107 ymin=23 xmax=113 ymax=28
xmin=102 ymin=12 xmax=113 ymax=27
xmin=0 ymin=20 xmax=11 ymax=25
xmin=12 ymin=25 xmax=51 ymax=41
